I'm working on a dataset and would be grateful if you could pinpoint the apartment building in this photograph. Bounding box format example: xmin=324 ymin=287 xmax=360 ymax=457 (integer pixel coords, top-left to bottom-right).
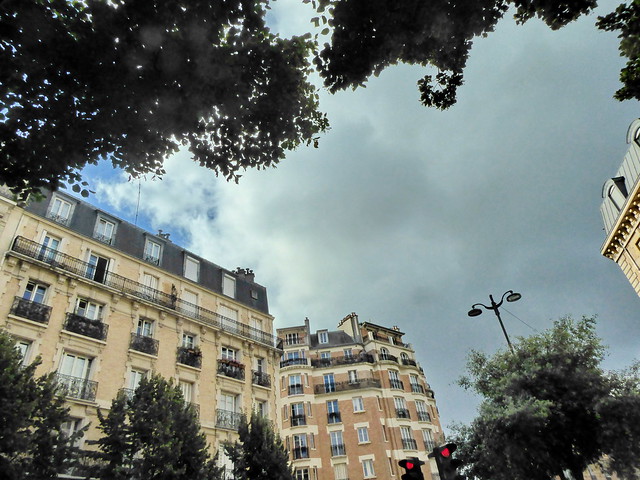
xmin=0 ymin=188 xmax=280 ymax=473
xmin=601 ymin=118 xmax=640 ymax=297
xmin=277 ymin=314 xmax=444 ymax=480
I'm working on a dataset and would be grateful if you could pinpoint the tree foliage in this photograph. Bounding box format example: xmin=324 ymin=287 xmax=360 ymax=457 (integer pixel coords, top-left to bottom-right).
xmin=0 ymin=330 xmax=83 ymax=479
xmin=224 ymin=410 xmax=294 ymax=480
xmin=96 ymin=374 xmax=222 ymax=480
xmin=0 ymin=0 xmax=328 ymax=195
xmin=452 ymin=316 xmax=640 ymax=480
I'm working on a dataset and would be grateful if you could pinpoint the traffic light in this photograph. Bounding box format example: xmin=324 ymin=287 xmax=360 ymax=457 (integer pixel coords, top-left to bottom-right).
xmin=430 ymin=443 xmax=463 ymax=480
xmin=399 ymin=457 xmax=425 ymax=480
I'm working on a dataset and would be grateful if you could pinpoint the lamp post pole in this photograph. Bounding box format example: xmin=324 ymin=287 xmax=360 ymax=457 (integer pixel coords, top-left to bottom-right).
xmin=468 ymin=290 xmax=521 ymax=354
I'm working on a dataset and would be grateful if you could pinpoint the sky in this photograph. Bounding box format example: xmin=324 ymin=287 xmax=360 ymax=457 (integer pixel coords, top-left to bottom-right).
xmin=78 ymin=0 xmax=640 ymax=430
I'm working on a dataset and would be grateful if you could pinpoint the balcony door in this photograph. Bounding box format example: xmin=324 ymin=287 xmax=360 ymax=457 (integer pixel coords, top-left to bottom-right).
xmin=87 ymin=253 xmax=109 ymax=283
xmin=60 ymin=353 xmax=92 ymax=380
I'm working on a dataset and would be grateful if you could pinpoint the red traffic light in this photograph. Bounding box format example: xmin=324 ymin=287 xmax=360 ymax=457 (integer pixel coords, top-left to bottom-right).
xmin=406 ymin=462 xmax=415 ymax=469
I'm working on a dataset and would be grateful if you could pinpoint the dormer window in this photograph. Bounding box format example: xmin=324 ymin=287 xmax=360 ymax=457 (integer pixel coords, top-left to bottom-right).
xmin=184 ymin=256 xmax=199 ymax=282
xmin=94 ymin=217 xmax=116 ymax=244
xmin=318 ymin=330 xmax=329 ymax=344
xmin=223 ymin=274 xmax=236 ymax=298
xmin=144 ymin=239 xmax=162 ymax=265
xmin=47 ymin=195 xmax=74 ymax=225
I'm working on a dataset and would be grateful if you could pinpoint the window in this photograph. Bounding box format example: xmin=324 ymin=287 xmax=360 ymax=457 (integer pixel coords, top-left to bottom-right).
xmin=357 ymin=426 xmax=370 ymax=443
xmin=353 ymin=396 xmax=365 ymax=412
xmin=285 ymin=333 xmax=301 ymax=345
xmin=60 ymin=418 xmax=84 ymax=447
xmin=182 ymin=333 xmax=196 ymax=349
xmin=318 ymin=330 xmax=329 ymax=344
xmin=218 ymin=304 xmax=238 ymax=332
xmin=389 ymin=370 xmax=402 ymax=389
xmin=182 ymin=290 xmax=198 ymax=317
xmin=330 ymin=431 xmax=345 ymax=456
xmin=184 ymin=256 xmax=199 ymax=281
xmin=395 ymin=397 xmax=409 ymax=418
xmin=16 ymin=340 xmax=31 ymax=365
xmin=327 ymin=399 xmax=341 ymax=423
xmin=129 ymin=369 xmax=146 ymax=390
xmin=344 ymin=348 xmax=352 ymax=358
xmin=362 ymin=459 xmax=375 ymax=478
xmin=401 ymin=426 xmax=416 ymax=449
xmin=291 ymin=402 xmax=305 ymax=426
xmin=87 ymin=252 xmax=109 ymax=283
xmin=416 ymin=400 xmax=430 ymax=422
xmin=179 ymin=380 xmax=194 ymax=403
xmin=222 ymin=274 xmax=236 ymax=298
xmin=256 ymin=400 xmax=268 ymax=418
xmin=144 ymin=239 xmax=162 ymax=265
xmin=334 ymin=464 xmax=348 ymax=480
xmin=289 ymin=374 xmax=303 ymax=395
xmin=39 ymin=234 xmax=60 ymax=262
xmin=320 ymin=351 xmax=331 ymax=359
xmin=220 ymin=392 xmax=239 ymax=412
xmin=295 ymin=469 xmax=310 ymax=480
xmin=94 ymin=217 xmax=116 ymax=244
xmin=59 ymin=352 xmax=92 ymax=380
xmin=380 ymin=347 xmax=389 ymax=360
xmin=348 ymin=370 xmax=358 ymax=383
xmin=293 ymin=434 xmax=308 ymax=459
xmin=48 ymin=196 xmax=72 ymax=224
xmin=141 ymin=273 xmax=159 ymax=300
xmin=221 ymin=346 xmax=237 ymax=361
xmin=422 ymin=429 xmax=435 ymax=451
xmin=250 ymin=317 xmax=263 ymax=332
xmin=323 ymin=373 xmax=336 ymax=393
xmin=76 ymin=298 xmax=103 ymax=320
xmin=137 ymin=318 xmax=154 ymax=337
xmin=23 ymin=281 xmax=47 ymax=304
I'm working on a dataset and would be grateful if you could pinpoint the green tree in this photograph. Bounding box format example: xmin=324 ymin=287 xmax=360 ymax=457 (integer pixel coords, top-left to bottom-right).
xmin=96 ymin=374 xmax=222 ymax=480
xmin=0 ymin=0 xmax=328 ymax=195
xmin=452 ymin=316 xmax=640 ymax=480
xmin=224 ymin=410 xmax=294 ymax=480
xmin=0 ymin=330 xmax=84 ymax=479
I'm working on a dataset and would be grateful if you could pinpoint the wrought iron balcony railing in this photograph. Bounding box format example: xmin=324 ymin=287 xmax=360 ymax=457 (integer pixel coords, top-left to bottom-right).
xmin=313 ymin=377 xmax=382 ymax=394
xmin=293 ymin=446 xmax=309 ymax=459
xmin=291 ymin=414 xmax=306 ymax=426
xmin=56 ymin=374 xmax=98 ymax=402
xmin=379 ymin=353 xmax=399 ymax=363
xmin=396 ymin=408 xmax=411 ymax=419
xmin=390 ymin=379 xmax=404 ymax=390
xmin=331 ymin=444 xmax=346 ymax=457
xmin=402 ymin=358 xmax=418 ymax=367
xmin=252 ymin=370 xmax=270 ymax=387
xmin=411 ymin=384 xmax=426 ymax=394
xmin=177 ymin=347 xmax=202 ymax=368
xmin=417 ymin=411 xmax=431 ymax=422
xmin=217 ymin=359 xmax=245 ymax=380
xmin=11 ymin=236 xmax=279 ymax=348
xmin=10 ymin=296 xmax=51 ymax=324
xmin=327 ymin=412 xmax=342 ymax=424
xmin=280 ymin=357 xmax=308 ymax=368
xmin=310 ymin=353 xmax=374 ymax=368
xmin=288 ymin=384 xmax=304 ymax=395
xmin=216 ymin=409 xmax=242 ymax=430
xmin=402 ymin=439 xmax=418 ymax=450
xmin=129 ymin=333 xmax=159 ymax=356
xmin=64 ymin=313 xmax=109 ymax=341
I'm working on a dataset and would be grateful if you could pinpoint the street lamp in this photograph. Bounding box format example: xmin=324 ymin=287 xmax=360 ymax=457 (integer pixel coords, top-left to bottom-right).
xmin=468 ymin=290 xmax=521 ymax=353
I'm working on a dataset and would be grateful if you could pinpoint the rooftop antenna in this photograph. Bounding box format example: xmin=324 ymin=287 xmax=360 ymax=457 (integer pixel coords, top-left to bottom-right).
xmin=134 ymin=179 xmax=141 ymax=226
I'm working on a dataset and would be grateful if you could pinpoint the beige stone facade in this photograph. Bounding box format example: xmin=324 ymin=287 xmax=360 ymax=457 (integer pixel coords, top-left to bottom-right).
xmin=601 ymin=118 xmax=640 ymax=296
xmin=0 ymin=190 xmax=279 ymax=475
xmin=277 ymin=314 xmax=444 ymax=480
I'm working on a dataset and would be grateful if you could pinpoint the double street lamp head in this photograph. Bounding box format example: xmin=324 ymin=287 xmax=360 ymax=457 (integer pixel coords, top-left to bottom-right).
xmin=467 ymin=290 xmax=521 ymax=317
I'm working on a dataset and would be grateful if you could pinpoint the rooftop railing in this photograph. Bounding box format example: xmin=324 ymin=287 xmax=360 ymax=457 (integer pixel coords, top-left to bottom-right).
xmin=310 ymin=353 xmax=374 ymax=368
xmin=11 ymin=236 xmax=279 ymax=348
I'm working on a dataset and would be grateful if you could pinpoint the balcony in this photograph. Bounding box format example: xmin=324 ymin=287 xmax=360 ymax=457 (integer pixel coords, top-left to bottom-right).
xmin=93 ymin=233 xmax=113 ymax=245
xmin=417 ymin=412 xmax=431 ymax=422
xmin=396 ymin=408 xmax=411 ymax=419
xmin=10 ymin=296 xmax=51 ymax=324
xmin=370 ymin=333 xmax=410 ymax=348
xmin=327 ymin=412 xmax=342 ymax=424
xmin=288 ymin=384 xmax=304 ymax=395
xmin=379 ymin=353 xmax=399 ymax=363
xmin=63 ymin=313 xmax=109 ymax=341
xmin=331 ymin=444 xmax=346 ymax=457
xmin=218 ymin=358 xmax=245 ymax=380
xmin=402 ymin=358 xmax=418 ymax=367
xmin=130 ymin=333 xmax=159 ymax=356
xmin=310 ymin=353 xmax=374 ymax=368
xmin=280 ymin=358 xmax=308 ymax=368
xmin=177 ymin=346 xmax=202 ymax=368
xmin=216 ymin=409 xmax=242 ymax=431
xmin=252 ymin=370 xmax=271 ymax=387
xmin=411 ymin=384 xmax=426 ymax=394
xmin=291 ymin=414 xmax=306 ymax=426
xmin=56 ymin=374 xmax=98 ymax=402
xmin=402 ymin=439 xmax=418 ymax=450
xmin=390 ymin=379 xmax=404 ymax=390
xmin=10 ymin=236 xmax=279 ymax=349
xmin=313 ymin=378 xmax=381 ymax=394
xmin=293 ymin=446 xmax=309 ymax=459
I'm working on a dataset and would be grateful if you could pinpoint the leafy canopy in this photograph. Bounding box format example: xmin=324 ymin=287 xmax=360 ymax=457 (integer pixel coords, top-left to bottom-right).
xmin=453 ymin=316 xmax=640 ymax=480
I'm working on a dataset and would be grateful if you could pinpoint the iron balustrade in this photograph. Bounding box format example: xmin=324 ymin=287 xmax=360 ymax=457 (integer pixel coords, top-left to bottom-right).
xmin=56 ymin=374 xmax=98 ymax=402
xmin=331 ymin=444 xmax=346 ymax=457
xmin=424 ymin=439 xmax=435 ymax=451
xmin=177 ymin=347 xmax=202 ymax=368
xmin=252 ymin=370 xmax=271 ymax=387
xmin=290 ymin=414 xmax=306 ymax=426
xmin=288 ymin=384 xmax=304 ymax=395
xmin=129 ymin=333 xmax=159 ymax=356
xmin=11 ymin=236 xmax=279 ymax=348
xmin=411 ymin=384 xmax=426 ymax=394
xmin=390 ymin=379 xmax=404 ymax=390
xmin=94 ymin=233 xmax=113 ymax=245
xmin=216 ymin=409 xmax=242 ymax=430
xmin=64 ymin=313 xmax=109 ymax=341
xmin=280 ymin=358 xmax=308 ymax=368
xmin=417 ymin=412 xmax=431 ymax=422
xmin=370 ymin=333 xmax=410 ymax=348
xmin=313 ymin=378 xmax=381 ymax=394
xmin=217 ymin=359 xmax=245 ymax=380
xmin=402 ymin=358 xmax=418 ymax=367
xmin=293 ymin=446 xmax=309 ymax=459
xmin=327 ymin=412 xmax=342 ymax=424
xmin=379 ymin=353 xmax=399 ymax=363
xmin=396 ymin=408 xmax=411 ymax=419
xmin=402 ymin=439 xmax=418 ymax=450
xmin=310 ymin=353 xmax=374 ymax=368
xmin=10 ymin=296 xmax=51 ymax=324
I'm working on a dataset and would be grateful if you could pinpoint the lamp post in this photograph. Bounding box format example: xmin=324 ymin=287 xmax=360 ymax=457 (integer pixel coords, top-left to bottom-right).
xmin=468 ymin=290 xmax=521 ymax=353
